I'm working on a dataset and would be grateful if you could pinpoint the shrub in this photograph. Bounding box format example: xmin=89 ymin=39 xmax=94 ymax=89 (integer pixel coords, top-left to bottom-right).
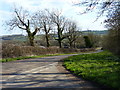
xmin=2 ymin=44 xmax=61 ymax=58
xmin=2 ymin=41 xmax=96 ymax=59
xmin=83 ymin=36 xmax=93 ymax=48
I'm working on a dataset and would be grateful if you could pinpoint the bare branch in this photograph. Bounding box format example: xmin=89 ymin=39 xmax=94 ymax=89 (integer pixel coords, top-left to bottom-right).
xmin=74 ymin=0 xmax=117 ymax=20
xmin=16 ymin=23 xmax=26 ymax=30
xmin=14 ymin=10 xmax=28 ymax=28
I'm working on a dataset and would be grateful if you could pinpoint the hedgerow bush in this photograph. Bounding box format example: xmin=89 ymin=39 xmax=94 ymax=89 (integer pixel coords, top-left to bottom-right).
xmin=2 ymin=44 xmax=60 ymax=58
xmin=2 ymin=42 xmax=96 ymax=58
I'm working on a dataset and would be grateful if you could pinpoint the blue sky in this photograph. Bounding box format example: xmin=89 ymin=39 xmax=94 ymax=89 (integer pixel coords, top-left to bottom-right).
xmin=0 ymin=0 xmax=107 ymax=36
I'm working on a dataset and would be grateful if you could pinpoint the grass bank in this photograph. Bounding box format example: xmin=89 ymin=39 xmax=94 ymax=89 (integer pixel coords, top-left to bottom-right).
xmin=1 ymin=53 xmax=68 ymax=63
xmin=63 ymin=51 xmax=120 ymax=89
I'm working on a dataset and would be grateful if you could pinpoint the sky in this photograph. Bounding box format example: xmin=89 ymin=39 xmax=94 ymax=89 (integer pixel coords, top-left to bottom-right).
xmin=0 ymin=0 xmax=107 ymax=36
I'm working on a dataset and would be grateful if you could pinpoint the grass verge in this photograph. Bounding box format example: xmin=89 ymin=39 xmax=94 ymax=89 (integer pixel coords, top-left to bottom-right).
xmin=63 ymin=51 xmax=120 ymax=89
xmin=1 ymin=50 xmax=96 ymax=63
xmin=0 ymin=54 xmax=67 ymax=63
xmin=1 ymin=52 xmax=82 ymax=63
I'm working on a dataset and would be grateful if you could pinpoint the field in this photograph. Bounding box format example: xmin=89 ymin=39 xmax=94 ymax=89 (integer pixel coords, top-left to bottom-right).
xmin=63 ymin=51 xmax=120 ymax=89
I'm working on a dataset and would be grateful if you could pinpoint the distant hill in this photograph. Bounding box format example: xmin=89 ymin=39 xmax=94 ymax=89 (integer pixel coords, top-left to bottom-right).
xmin=1 ymin=30 xmax=108 ymax=41
xmin=81 ymin=30 xmax=108 ymax=35
xmin=1 ymin=34 xmax=27 ymax=41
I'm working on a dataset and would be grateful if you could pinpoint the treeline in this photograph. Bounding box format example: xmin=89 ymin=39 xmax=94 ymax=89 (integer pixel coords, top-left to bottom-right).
xmin=6 ymin=8 xmax=81 ymax=48
xmin=2 ymin=33 xmax=102 ymax=48
xmin=6 ymin=7 xmax=104 ymax=49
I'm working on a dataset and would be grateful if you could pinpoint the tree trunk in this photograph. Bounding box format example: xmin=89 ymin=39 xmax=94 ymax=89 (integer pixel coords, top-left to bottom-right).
xmin=58 ymin=40 xmax=62 ymax=48
xmin=28 ymin=35 xmax=35 ymax=46
xmin=26 ymin=28 xmax=35 ymax=46
xmin=73 ymin=42 xmax=76 ymax=48
xmin=57 ymin=28 xmax=62 ymax=48
xmin=45 ymin=33 xmax=50 ymax=47
xmin=69 ymin=42 xmax=72 ymax=48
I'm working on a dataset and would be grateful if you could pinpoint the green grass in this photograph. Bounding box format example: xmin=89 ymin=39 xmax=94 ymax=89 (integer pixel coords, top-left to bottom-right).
xmin=1 ymin=50 xmax=95 ymax=63
xmin=1 ymin=54 xmax=64 ymax=63
xmin=1 ymin=53 xmax=79 ymax=63
xmin=63 ymin=51 xmax=120 ymax=89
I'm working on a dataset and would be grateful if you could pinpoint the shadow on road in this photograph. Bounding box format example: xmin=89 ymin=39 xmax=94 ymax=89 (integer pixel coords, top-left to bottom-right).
xmin=2 ymin=72 xmax=89 ymax=88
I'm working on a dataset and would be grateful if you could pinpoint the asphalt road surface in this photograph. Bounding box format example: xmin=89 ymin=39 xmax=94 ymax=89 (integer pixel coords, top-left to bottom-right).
xmin=2 ymin=52 xmax=102 ymax=89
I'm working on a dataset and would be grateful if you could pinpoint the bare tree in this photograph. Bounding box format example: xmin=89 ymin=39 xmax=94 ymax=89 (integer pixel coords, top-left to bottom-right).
xmin=103 ymin=2 xmax=120 ymax=55
xmin=66 ymin=21 xmax=80 ymax=48
xmin=49 ymin=10 xmax=68 ymax=48
xmin=34 ymin=10 xmax=53 ymax=47
xmin=6 ymin=7 xmax=41 ymax=46
xmin=74 ymin=0 xmax=119 ymax=20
